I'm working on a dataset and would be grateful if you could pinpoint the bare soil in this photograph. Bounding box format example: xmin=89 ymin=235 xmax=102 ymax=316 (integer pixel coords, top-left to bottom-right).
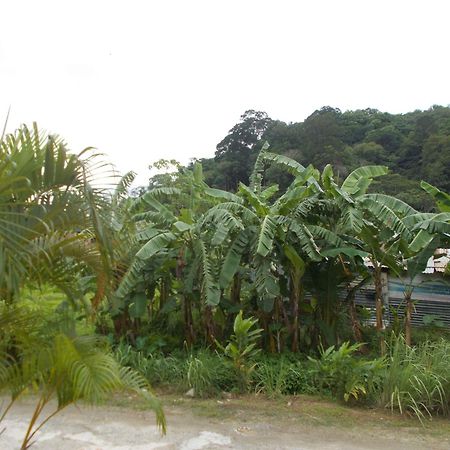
xmin=2 ymin=394 xmax=450 ymax=449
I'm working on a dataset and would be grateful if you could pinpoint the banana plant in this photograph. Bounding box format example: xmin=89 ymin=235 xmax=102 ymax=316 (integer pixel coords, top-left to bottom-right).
xmin=115 ymin=162 xmax=229 ymax=345
xmin=203 ymin=145 xmax=329 ymax=351
xmin=215 ymin=311 xmax=262 ymax=392
xmin=323 ymin=163 xmax=417 ymax=348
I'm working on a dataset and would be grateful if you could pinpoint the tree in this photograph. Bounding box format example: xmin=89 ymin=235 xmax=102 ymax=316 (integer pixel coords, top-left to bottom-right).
xmin=421 ymin=135 xmax=450 ymax=192
xmin=397 ymin=182 xmax=450 ymax=345
xmin=0 ymin=124 xmax=165 ymax=446
xmin=211 ymin=110 xmax=272 ymax=190
xmin=326 ymin=166 xmax=418 ymax=351
xmin=115 ymin=162 xmax=225 ymax=346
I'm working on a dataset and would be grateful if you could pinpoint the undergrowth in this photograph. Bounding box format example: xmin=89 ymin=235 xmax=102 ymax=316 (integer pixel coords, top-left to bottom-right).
xmin=114 ymin=335 xmax=450 ymax=423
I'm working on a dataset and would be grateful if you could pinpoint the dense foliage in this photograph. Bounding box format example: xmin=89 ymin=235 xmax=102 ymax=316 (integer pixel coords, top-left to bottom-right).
xmin=0 ymin=124 xmax=165 ymax=448
xmin=114 ymin=142 xmax=449 ymax=355
xmin=197 ymin=106 xmax=450 ymax=211
xmin=115 ymin=336 xmax=450 ymax=421
xmin=1 ymin=113 xmax=449 ymax=447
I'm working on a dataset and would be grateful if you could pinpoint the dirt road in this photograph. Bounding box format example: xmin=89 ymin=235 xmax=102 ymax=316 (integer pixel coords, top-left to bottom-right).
xmin=2 ymin=396 xmax=449 ymax=449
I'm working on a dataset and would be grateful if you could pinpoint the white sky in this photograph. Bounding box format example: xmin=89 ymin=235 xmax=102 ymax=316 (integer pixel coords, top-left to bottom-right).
xmin=1 ymin=0 xmax=449 ymax=186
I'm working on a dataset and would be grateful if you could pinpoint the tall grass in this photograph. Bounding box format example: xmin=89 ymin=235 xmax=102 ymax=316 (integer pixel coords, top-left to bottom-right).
xmin=115 ymin=344 xmax=234 ymax=397
xmin=381 ymin=335 xmax=450 ymax=422
xmin=253 ymin=356 xmax=317 ymax=397
xmin=185 ymin=351 xmax=234 ymax=397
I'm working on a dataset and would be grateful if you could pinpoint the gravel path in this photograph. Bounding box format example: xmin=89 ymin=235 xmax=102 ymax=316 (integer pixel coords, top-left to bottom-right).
xmin=1 ymin=400 xmax=449 ymax=450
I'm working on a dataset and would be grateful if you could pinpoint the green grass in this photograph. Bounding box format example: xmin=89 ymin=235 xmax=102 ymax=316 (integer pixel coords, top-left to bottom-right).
xmin=104 ymin=391 xmax=450 ymax=438
xmin=381 ymin=335 xmax=450 ymax=422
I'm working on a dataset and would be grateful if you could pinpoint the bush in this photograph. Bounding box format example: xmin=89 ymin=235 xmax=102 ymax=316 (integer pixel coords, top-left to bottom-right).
xmin=114 ymin=342 xmax=185 ymax=387
xmin=308 ymin=342 xmax=385 ymax=403
xmin=216 ymin=311 xmax=262 ymax=392
xmin=115 ymin=334 xmax=450 ymax=422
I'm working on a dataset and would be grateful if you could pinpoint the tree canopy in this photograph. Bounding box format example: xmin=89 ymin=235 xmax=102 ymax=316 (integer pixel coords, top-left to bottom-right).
xmin=196 ymin=105 xmax=450 ymax=211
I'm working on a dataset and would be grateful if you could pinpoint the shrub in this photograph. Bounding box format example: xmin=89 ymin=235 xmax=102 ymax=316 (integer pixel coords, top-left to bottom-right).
xmin=114 ymin=345 xmax=235 ymax=397
xmin=253 ymin=358 xmax=290 ymax=398
xmin=308 ymin=342 xmax=385 ymax=403
xmin=114 ymin=342 xmax=185 ymax=387
xmin=216 ymin=311 xmax=262 ymax=392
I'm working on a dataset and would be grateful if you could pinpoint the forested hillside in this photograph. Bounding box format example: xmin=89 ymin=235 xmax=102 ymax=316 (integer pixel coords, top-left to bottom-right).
xmin=195 ymin=106 xmax=450 ymax=211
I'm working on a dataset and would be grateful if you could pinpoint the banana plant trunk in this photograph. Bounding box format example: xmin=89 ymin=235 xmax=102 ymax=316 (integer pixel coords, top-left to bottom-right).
xmin=204 ymin=305 xmax=216 ymax=346
xmin=373 ymin=262 xmax=386 ymax=354
xmin=405 ymin=290 xmax=413 ymax=346
xmin=347 ymin=289 xmax=365 ymax=349
xmin=176 ymin=250 xmax=195 ymax=347
xmin=183 ymin=295 xmax=196 ymax=347
xmin=274 ymin=296 xmax=285 ymax=353
xmin=290 ymin=271 xmax=302 ymax=353
xmin=231 ymin=273 xmax=241 ymax=305
xmin=159 ymin=277 xmax=169 ymax=310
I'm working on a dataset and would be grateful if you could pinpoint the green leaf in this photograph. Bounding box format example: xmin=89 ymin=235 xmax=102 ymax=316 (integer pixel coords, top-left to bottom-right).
xmin=129 ymin=291 xmax=147 ymax=318
xmin=136 ymin=232 xmax=176 ymax=260
xmin=421 ymin=181 xmax=450 ymax=212
xmin=256 ymin=216 xmax=276 ymax=257
xmin=173 ymin=221 xmax=192 ymax=233
xmin=219 ymin=231 xmax=248 ymax=288
xmin=341 ymin=166 xmax=388 ymax=195
xmin=262 ymin=152 xmax=306 ymax=176
xmin=204 ymin=187 xmax=242 ymax=203
xmin=361 ymin=193 xmax=417 ymax=216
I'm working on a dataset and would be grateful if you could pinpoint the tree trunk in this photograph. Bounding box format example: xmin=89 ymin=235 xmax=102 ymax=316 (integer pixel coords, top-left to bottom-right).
xmin=159 ymin=278 xmax=169 ymax=311
xmin=374 ymin=265 xmax=383 ymax=330
xmin=260 ymin=312 xmax=276 ymax=353
xmin=373 ymin=263 xmax=386 ymax=354
xmin=290 ymin=273 xmax=301 ymax=353
xmin=113 ymin=308 xmax=132 ymax=340
xmin=274 ymin=297 xmax=284 ymax=353
xmin=348 ymin=290 xmax=365 ymax=346
xmin=183 ymin=295 xmax=196 ymax=347
xmin=405 ymin=291 xmax=413 ymax=346
xmin=231 ymin=273 xmax=241 ymax=305
xmin=147 ymin=285 xmax=155 ymax=323
xmin=204 ymin=305 xmax=216 ymax=347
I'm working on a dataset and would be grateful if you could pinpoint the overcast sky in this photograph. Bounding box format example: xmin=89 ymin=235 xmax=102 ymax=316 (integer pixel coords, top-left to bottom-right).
xmin=1 ymin=0 xmax=449 ymax=185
